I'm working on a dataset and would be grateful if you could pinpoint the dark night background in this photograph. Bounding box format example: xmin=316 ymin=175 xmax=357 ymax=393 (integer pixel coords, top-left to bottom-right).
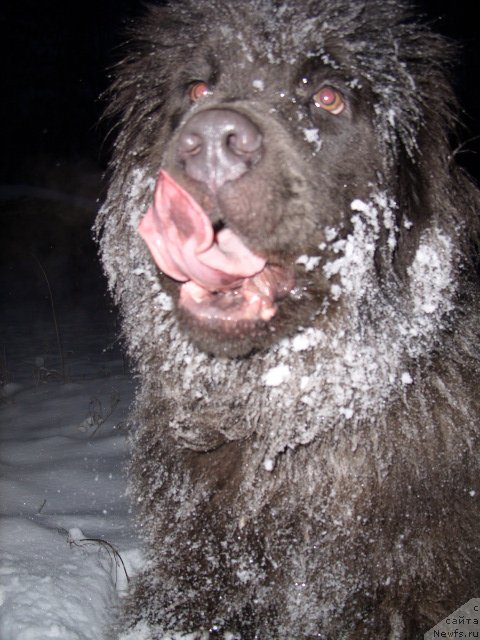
xmin=1 ymin=1 xmax=479 ymax=334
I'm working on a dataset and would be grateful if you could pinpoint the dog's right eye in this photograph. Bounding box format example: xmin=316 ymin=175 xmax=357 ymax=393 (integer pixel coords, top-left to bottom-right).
xmin=188 ymin=81 xmax=211 ymax=102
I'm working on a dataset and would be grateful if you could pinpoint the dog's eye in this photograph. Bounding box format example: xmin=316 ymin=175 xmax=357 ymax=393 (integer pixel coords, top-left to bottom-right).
xmin=188 ymin=81 xmax=211 ymax=102
xmin=313 ymin=86 xmax=345 ymax=115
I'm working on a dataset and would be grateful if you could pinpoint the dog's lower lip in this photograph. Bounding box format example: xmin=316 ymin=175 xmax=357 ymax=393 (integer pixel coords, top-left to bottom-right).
xmin=178 ymin=263 xmax=294 ymax=326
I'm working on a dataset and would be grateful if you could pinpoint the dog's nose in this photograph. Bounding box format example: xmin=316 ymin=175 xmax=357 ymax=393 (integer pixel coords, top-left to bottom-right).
xmin=178 ymin=109 xmax=263 ymax=191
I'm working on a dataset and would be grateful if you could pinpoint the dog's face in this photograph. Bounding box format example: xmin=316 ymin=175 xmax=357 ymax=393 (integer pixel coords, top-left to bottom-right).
xmin=127 ymin=2 xmax=415 ymax=357
xmin=141 ymin=59 xmax=380 ymax=356
xmin=104 ymin=0 xmax=456 ymax=359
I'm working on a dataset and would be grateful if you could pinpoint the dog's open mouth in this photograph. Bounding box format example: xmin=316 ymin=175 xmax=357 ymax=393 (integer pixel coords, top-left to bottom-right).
xmin=139 ymin=170 xmax=293 ymax=326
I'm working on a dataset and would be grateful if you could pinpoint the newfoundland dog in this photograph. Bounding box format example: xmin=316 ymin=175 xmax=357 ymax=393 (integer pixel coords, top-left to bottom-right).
xmin=97 ymin=0 xmax=480 ymax=637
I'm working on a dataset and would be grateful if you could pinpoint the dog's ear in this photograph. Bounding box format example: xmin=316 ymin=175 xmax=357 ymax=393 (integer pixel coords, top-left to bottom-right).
xmin=386 ymin=118 xmax=480 ymax=283
xmin=383 ymin=140 xmax=430 ymax=278
xmin=378 ymin=24 xmax=467 ymax=278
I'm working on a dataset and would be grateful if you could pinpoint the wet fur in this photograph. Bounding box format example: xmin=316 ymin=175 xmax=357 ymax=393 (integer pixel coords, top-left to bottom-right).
xmin=98 ymin=1 xmax=480 ymax=638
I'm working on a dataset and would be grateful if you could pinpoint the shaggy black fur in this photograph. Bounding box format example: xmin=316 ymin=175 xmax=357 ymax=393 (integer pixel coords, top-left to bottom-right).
xmin=97 ymin=1 xmax=480 ymax=638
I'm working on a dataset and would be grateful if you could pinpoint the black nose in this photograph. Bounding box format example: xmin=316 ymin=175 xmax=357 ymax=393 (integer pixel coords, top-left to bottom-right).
xmin=178 ymin=109 xmax=263 ymax=191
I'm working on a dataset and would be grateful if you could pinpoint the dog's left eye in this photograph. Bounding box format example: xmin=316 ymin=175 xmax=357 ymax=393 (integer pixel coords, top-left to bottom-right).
xmin=313 ymin=86 xmax=345 ymax=115
xmin=188 ymin=81 xmax=211 ymax=102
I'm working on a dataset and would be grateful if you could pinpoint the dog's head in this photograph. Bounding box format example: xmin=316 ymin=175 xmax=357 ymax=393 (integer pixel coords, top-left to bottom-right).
xmin=99 ymin=0 xmax=469 ymax=359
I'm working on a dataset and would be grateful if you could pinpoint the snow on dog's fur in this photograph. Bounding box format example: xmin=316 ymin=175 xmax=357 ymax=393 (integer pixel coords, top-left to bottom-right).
xmin=97 ymin=0 xmax=480 ymax=637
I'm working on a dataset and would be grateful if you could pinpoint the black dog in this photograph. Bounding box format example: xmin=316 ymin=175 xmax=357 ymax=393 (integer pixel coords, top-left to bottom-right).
xmin=98 ymin=0 xmax=480 ymax=637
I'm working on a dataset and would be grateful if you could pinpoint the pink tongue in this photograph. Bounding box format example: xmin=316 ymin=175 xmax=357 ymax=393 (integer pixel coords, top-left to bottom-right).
xmin=138 ymin=170 xmax=266 ymax=291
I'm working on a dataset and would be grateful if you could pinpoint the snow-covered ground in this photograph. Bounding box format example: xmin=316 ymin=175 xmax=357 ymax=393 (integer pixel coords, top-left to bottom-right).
xmin=0 ymin=312 xmax=142 ymax=639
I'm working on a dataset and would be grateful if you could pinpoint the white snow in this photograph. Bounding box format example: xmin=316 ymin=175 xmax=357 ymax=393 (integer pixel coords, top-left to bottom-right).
xmin=0 ymin=315 xmax=140 ymax=640
xmin=302 ymin=127 xmax=322 ymax=153
xmin=263 ymin=458 xmax=275 ymax=472
xmin=262 ymin=364 xmax=291 ymax=387
xmin=295 ymin=254 xmax=321 ymax=271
